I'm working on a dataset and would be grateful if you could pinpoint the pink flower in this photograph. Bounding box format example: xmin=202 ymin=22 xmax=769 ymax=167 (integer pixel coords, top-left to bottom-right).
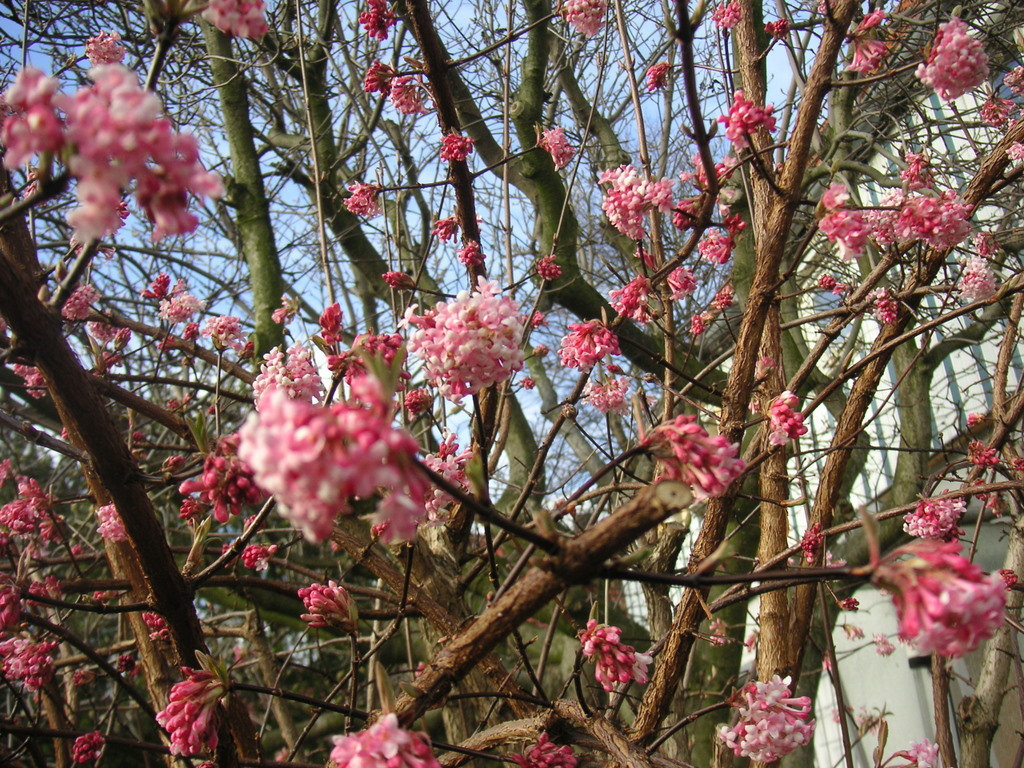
xmin=698 ymin=228 xmax=734 ymax=265
xmin=359 ymin=0 xmax=396 ymax=40
xmin=708 ymin=617 xmax=728 ymax=645
xmin=610 ymin=275 xmax=653 ymax=324
xmin=916 ymin=17 xmax=988 ymax=102
xmin=968 ymin=440 xmax=999 ymax=468
xmin=0 ymin=576 xmax=22 ymax=630
xmin=0 ymin=67 xmax=65 ymax=170
xmin=711 ymin=0 xmax=741 ymax=29
xmin=901 ymin=152 xmax=934 ymax=191
xmin=583 ymin=377 xmax=630 ymax=414
xmin=690 ymin=312 xmax=710 ymax=335
xmin=847 ymin=10 xmax=888 ymax=74
xmin=61 ymin=284 xmax=99 ymax=322
xmin=345 ymin=182 xmax=382 ymax=217
xmin=819 ymin=198 xmax=869 ymax=261
xmin=388 ymin=76 xmax=429 ymax=115
xmin=718 ymin=90 xmax=776 ymax=150
xmin=843 ymin=624 xmax=864 ymax=640
xmin=887 ymin=739 xmax=940 ymax=768
xmin=237 ymin=383 xmax=428 ymax=542
xmin=143 ymin=612 xmax=170 ymax=642
xmin=538 ymin=127 xmax=575 ymax=169
xmin=201 ymin=314 xmax=246 ymax=352
xmin=536 ymin=254 xmax=562 ymax=281
xmin=958 ymin=256 xmax=997 ymax=302
xmin=598 ymin=165 xmax=674 ymax=240
xmin=383 ymin=271 xmax=415 ymax=289
xmin=818 ymin=273 xmax=848 ymax=295
xmin=561 ymin=0 xmax=606 ymax=36
xmin=0 ymin=476 xmax=53 ymax=536
xmin=869 ymin=288 xmax=898 ymax=325
xmin=873 ymin=540 xmax=1005 ymax=657
xmin=645 ymin=62 xmax=671 ymax=91
xmin=95 ymin=504 xmax=128 ymax=542
xmin=981 ymin=96 xmax=1014 ymax=128
xmin=331 ymin=714 xmax=441 ymax=768
xmin=558 ymin=319 xmax=620 ymax=369
xmin=364 ymin=61 xmax=397 ymax=94
xmin=158 ymin=279 xmax=206 ymax=323
xmin=179 ymin=434 xmax=268 ymax=524
xmin=768 ymin=390 xmax=807 ymax=446
xmin=873 ymin=633 xmax=895 ymax=656
xmin=667 ymin=267 xmax=696 ymax=299
xmin=421 ymin=433 xmax=472 ymax=522
xmin=717 ymin=675 xmax=815 ymax=762
xmin=440 ymin=133 xmax=474 ymax=162
xmin=240 ymin=543 xmax=277 ymax=571
xmin=404 ymin=277 xmax=526 ymax=401
xmin=85 ymin=32 xmax=125 ymax=66
xmin=253 ymin=344 xmax=324 ymax=411
xmin=511 ymin=733 xmax=577 ymax=768
xmin=800 ymin=522 xmax=823 ymax=562
xmin=404 ymin=388 xmax=432 ymax=416
xmin=432 ymin=216 xmax=459 ymax=242
xmin=764 ymin=19 xmax=789 ymax=38
xmin=904 ymin=497 xmax=965 ymax=541
xmin=578 ymin=619 xmax=652 ymax=692
xmin=642 ymin=415 xmax=745 ymax=500
xmin=202 ymin=0 xmax=268 ymax=38
xmin=299 ymin=580 xmax=358 ymax=632
xmin=155 ymin=666 xmax=228 ymax=756
xmin=319 ymin=302 xmax=344 ymax=345
xmin=0 ymin=637 xmax=57 ymax=692
xmin=456 ymin=240 xmax=484 ymax=267
xmin=72 ymin=731 xmax=105 ymax=764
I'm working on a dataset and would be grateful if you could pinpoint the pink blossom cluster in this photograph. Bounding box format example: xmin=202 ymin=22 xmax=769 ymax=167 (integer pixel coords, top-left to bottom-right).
xmin=72 ymin=731 xmax=105 ymax=764
xmin=538 ymin=127 xmax=575 ymax=169
xmin=800 ymin=522 xmax=823 ymax=561
xmin=645 ymin=62 xmax=670 ymax=91
xmin=887 ymin=739 xmax=940 ymax=768
xmin=511 ymin=733 xmax=577 ymax=768
xmin=598 ymin=165 xmax=674 ymax=240
xmin=819 ymin=183 xmax=869 ymax=261
xmin=578 ymin=619 xmax=652 ymax=692
xmin=874 ymin=633 xmax=896 ymax=656
xmin=456 ymin=240 xmax=484 ymax=268
xmin=143 ymin=612 xmax=170 ymax=642
xmin=560 ymin=0 xmax=606 ymax=36
xmin=201 ymin=315 xmax=246 ymax=352
xmin=237 ymin=383 xmax=428 ymax=543
xmin=717 ymin=675 xmax=815 ymax=762
xmin=383 ymin=271 xmax=415 ymax=289
xmin=847 ymin=9 xmax=888 ymax=74
xmin=0 ymin=576 xmax=21 ymax=630
xmin=330 ymin=714 xmax=441 ymax=768
xmin=345 ymin=182 xmax=382 ymax=217
xmin=968 ymin=439 xmax=999 ymax=468
xmin=253 ymin=344 xmax=324 ymax=411
xmin=958 ymin=256 xmax=997 ymax=303
xmin=432 ymin=216 xmax=459 ymax=242
xmin=610 ymin=275 xmax=654 ymax=324
xmin=0 ymin=637 xmax=57 ymax=692
xmin=85 ymin=32 xmax=125 ymax=66
xmin=440 ymin=133 xmax=474 ymax=162
xmin=904 ymin=496 xmax=965 ymax=540
xmin=363 ymin=61 xmax=397 ymax=94
xmin=642 ymin=415 xmax=745 ymax=500
xmin=981 ymin=96 xmax=1014 ymax=128
xmin=11 ymin=364 xmax=45 ymax=398
xmin=818 ymin=274 xmax=848 ymax=295
xmin=873 ymin=540 xmax=1005 ymax=657
xmin=298 ymin=580 xmax=358 ymax=632
xmin=319 ymin=303 xmax=344 ymax=345
xmin=768 ymin=391 xmax=807 ymax=446
xmin=404 ymin=277 xmax=526 ymax=402
xmin=869 ymin=288 xmax=898 ymax=325
xmin=203 ymin=0 xmax=269 ymax=38
xmin=61 ymin=284 xmax=99 ymax=322
xmin=0 ymin=476 xmax=55 ymax=538
xmin=764 ymin=19 xmax=789 ymax=38
xmin=583 ymin=377 xmax=630 ymax=415
xmin=178 ymin=433 xmax=268 ymax=524
xmin=558 ymin=320 xmax=620 ymax=369
xmin=894 ymin=192 xmax=972 ymax=250
xmin=95 ymin=504 xmax=128 ymax=542
xmin=155 ymin=666 xmax=228 ymax=756
xmin=916 ymin=17 xmax=989 ymax=102
xmin=718 ymin=90 xmax=776 ymax=150
xmin=335 ymin=332 xmax=406 ymax=383
xmin=421 ymin=433 xmax=472 ymax=523
xmin=404 ymin=388 xmax=432 ymax=415
xmin=536 ymin=254 xmax=562 ymax=281
xmin=240 ymin=543 xmax=277 ymax=571
xmin=359 ymin=0 xmax=396 ymax=40
xmin=901 ymin=152 xmax=933 ymax=191
xmin=388 ymin=75 xmax=429 ymax=115
xmin=711 ymin=0 xmax=741 ymax=29
xmin=667 ymin=266 xmax=696 ymax=299
xmin=698 ymin=228 xmax=735 ymax=265
xmin=156 ymin=278 xmax=206 ymax=323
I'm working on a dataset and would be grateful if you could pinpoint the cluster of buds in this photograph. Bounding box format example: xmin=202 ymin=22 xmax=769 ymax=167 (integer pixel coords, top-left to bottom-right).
xmin=717 ymin=675 xmax=815 ymax=762
xmin=578 ymin=619 xmax=652 ymax=692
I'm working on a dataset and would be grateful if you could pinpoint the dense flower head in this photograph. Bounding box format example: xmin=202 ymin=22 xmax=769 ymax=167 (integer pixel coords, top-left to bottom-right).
xmin=968 ymin=440 xmax=999 ymax=468
xmin=579 ymin=619 xmax=652 ymax=692
xmin=764 ymin=18 xmax=789 ymax=38
xmin=179 ymin=433 xmax=268 ymax=524
xmin=404 ymin=277 xmax=526 ymax=401
xmin=538 ymin=126 xmax=575 ymax=169
xmin=561 ymin=0 xmax=606 ymax=36
xmin=698 ymin=228 xmax=735 ymax=265
xmin=72 ymin=731 xmax=105 ymax=764
xmin=320 ymin=302 xmax=344 ymax=345
xmin=404 ymin=387 xmax=432 ymax=416
xmin=240 ymin=543 xmax=277 ymax=571
xmin=768 ymin=391 xmax=808 ymax=446
xmin=712 ymin=0 xmax=741 ymax=29
xmin=511 ymin=733 xmax=577 ymax=768
xmin=203 ymin=0 xmax=269 ymax=38
xmin=253 ymin=344 xmax=324 ymax=411
xmin=237 ymin=383 xmax=428 ymax=542
xmin=363 ymin=61 xmax=397 ymax=94
xmin=874 ymin=633 xmax=896 ymax=656
xmin=873 ymin=540 xmax=1005 ymax=657
xmin=599 ymin=165 xmax=674 ymax=240
xmin=330 ymin=713 xmax=441 ymax=768
xmin=389 ymin=76 xmax=429 ymax=115
xmin=645 ymin=62 xmax=671 ymax=91
xmin=916 ymin=17 xmax=989 ymax=102
xmin=819 ymin=202 xmax=869 ymax=261
xmin=849 ymin=37 xmax=888 ymax=75
xmin=982 ymin=96 xmax=1014 ymax=128
xmin=610 ymin=275 xmax=654 ymax=324
xmin=667 ymin=267 xmax=697 ymax=300
xmin=85 ymin=32 xmax=125 ymax=66
xmin=456 ymin=240 xmax=484 ymax=267
xmin=345 ymin=182 xmax=382 ymax=217
xmin=0 ymin=575 xmax=22 ymax=630
xmin=440 ymin=133 xmax=474 ymax=162
xmin=958 ymin=256 xmax=997 ymax=303
xmin=800 ymin=523 xmax=823 ymax=562
xmin=298 ymin=580 xmax=358 ymax=632
xmin=432 ymin=216 xmax=459 ymax=242
xmin=61 ymin=284 xmax=99 ymax=322
xmin=904 ymin=496 xmax=965 ymax=540
xmin=870 ymin=288 xmax=898 ymax=325
xmin=0 ymin=476 xmax=54 ymax=537
xmin=818 ymin=273 xmax=848 ymax=295
xmin=383 ymin=270 xmax=415 ymax=289
xmin=158 ymin=279 xmax=206 ymax=323
xmin=718 ymin=90 xmax=776 ymax=149
xmin=642 ymin=415 xmax=745 ymax=500
xmin=583 ymin=377 xmax=630 ymax=415
xmin=359 ymin=0 xmax=397 ymax=40
xmin=0 ymin=637 xmax=57 ymax=692
xmin=717 ymin=675 xmax=815 ymax=762
xmin=895 ymin=192 xmax=972 ymax=250
xmin=558 ymin=320 xmax=620 ymax=369
xmin=0 ymin=67 xmax=64 ymax=169
xmin=901 ymin=152 xmax=934 ymax=192
xmin=155 ymin=666 xmax=228 ymax=756
xmin=536 ymin=254 xmax=562 ymax=281
xmin=421 ymin=433 xmax=472 ymax=523
xmin=887 ymin=739 xmax=940 ymax=768
xmin=95 ymin=503 xmax=128 ymax=542
xmin=201 ymin=315 xmax=246 ymax=352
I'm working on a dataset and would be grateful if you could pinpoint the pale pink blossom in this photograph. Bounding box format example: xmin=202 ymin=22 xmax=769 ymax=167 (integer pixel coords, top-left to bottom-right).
xmin=711 ymin=283 xmax=734 ymax=311
xmin=344 ymin=182 xmax=382 ymax=217
xmin=642 ymin=415 xmax=745 ymax=500
xmin=870 ymin=288 xmax=898 ymax=325
xmin=558 ymin=319 xmax=620 ymax=369
xmin=916 ymin=17 xmax=989 ymax=102
xmin=72 ymin=730 xmax=105 ymax=764
xmin=667 ymin=267 xmax=696 ymax=299
xmin=887 ymin=739 xmax=940 ymax=768
xmin=610 ymin=275 xmax=653 ymax=324
xmin=901 ymin=152 xmax=934 ymax=191
xmin=717 ymin=90 xmax=776 ymax=150
xmin=95 ymin=504 xmax=128 ymax=542
xmin=201 ymin=315 xmax=246 ymax=352
xmin=865 ymin=189 xmax=905 ymax=248
xmin=847 ymin=10 xmax=888 ymax=74
xmin=690 ymin=312 xmax=710 ymax=335
xmin=158 ymin=279 xmax=206 ymax=323
xmin=440 ymin=133 xmax=474 ymax=162
xmin=421 ymin=433 xmax=471 ymax=523
xmin=538 ymin=127 xmax=575 ymax=169
xmin=155 ymin=666 xmax=228 ymax=756
xmin=60 ymin=284 xmax=99 ymax=322
xmin=578 ymin=619 xmax=652 ymax=692
xmin=331 ymin=714 xmax=440 ymax=768
xmin=85 ymin=32 xmax=125 ymax=66
xmin=708 ymin=617 xmax=728 ymax=646
xmin=904 ymin=497 xmax=965 ymax=541
xmin=768 ymin=391 xmax=807 ymax=446
xmin=359 ymin=0 xmax=396 ymax=40
xmin=874 ymin=633 xmax=895 ymax=656
xmin=711 ymin=0 xmax=741 ymax=29
xmin=253 ymin=344 xmax=324 ymax=411
xmin=958 ymin=256 xmax=997 ymax=303
xmin=0 ymin=637 xmax=57 ymax=692
xmin=237 ymin=383 xmax=428 ymax=542
xmin=203 ymin=0 xmax=268 ymax=37
xmin=179 ymin=434 xmax=268 ymax=524
xmin=873 ymin=540 xmax=1006 ymax=657
xmin=240 ymin=543 xmax=277 ymax=571
xmin=583 ymin=377 xmax=630 ymax=414
xmin=388 ymin=76 xmax=429 ymax=115
xmin=820 ymin=194 xmax=869 ymax=261
xmin=561 ymin=0 xmax=606 ymax=36
xmin=981 ymin=96 xmax=1014 ymax=127
xmin=698 ymin=228 xmax=734 ymax=265
xmin=404 ymin=277 xmax=526 ymax=401
xmin=842 ymin=624 xmax=864 ymax=640
xmin=717 ymin=675 xmax=815 ymax=762
xmin=0 ymin=476 xmax=53 ymax=536
xmin=599 ymin=165 xmax=674 ymax=240
xmin=0 ymin=68 xmax=64 ymax=170
xmin=298 ymin=580 xmax=358 ymax=632
xmin=511 ymin=733 xmax=576 ymax=768
xmin=645 ymin=62 xmax=671 ymax=91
